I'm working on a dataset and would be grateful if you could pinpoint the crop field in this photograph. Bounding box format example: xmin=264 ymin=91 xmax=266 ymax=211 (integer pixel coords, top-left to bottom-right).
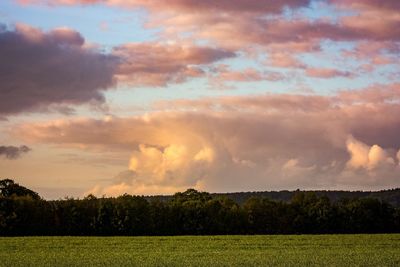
xmin=0 ymin=234 xmax=399 ymax=266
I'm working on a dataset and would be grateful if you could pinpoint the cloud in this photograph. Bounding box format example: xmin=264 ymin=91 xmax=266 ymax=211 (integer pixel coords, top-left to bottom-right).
xmin=85 ymin=182 xmax=187 ymax=197
xmin=0 ymin=23 xmax=117 ymax=115
xmin=14 ymin=83 xmax=400 ymax=195
xmin=113 ymin=42 xmax=235 ymax=86
xmin=0 ymin=145 xmax=31 ymax=159
xmin=20 ymin=0 xmax=311 ymax=14
xmin=341 ymin=41 xmax=399 ymax=73
xmin=306 ymin=68 xmax=353 ymax=79
xmin=282 ymin=158 xmax=316 ymax=180
xmin=9 ymin=0 xmax=400 ymax=196
xmin=397 ymin=150 xmax=400 ymax=164
xmin=208 ymin=65 xmax=285 ymax=88
xmin=144 ymin=7 xmax=400 ymax=51
xmin=342 ymin=41 xmax=399 ymax=61
xmin=19 ymin=0 xmax=400 ymax=84
xmin=340 ymin=135 xmax=400 ymax=187
xmin=0 ymin=23 xmax=239 ymax=115
xmin=266 ymin=53 xmax=307 ymax=69
xmin=331 ymin=0 xmax=400 ymax=11
xmin=21 ymin=0 xmax=400 ymax=49
xmin=346 ymin=136 xmax=396 ymax=170
xmin=85 ymin=168 xmax=190 ymax=197
xmin=337 ymin=83 xmax=400 ymax=104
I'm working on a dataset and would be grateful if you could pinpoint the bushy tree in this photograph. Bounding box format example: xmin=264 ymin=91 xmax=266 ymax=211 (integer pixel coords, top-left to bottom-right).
xmin=0 ymin=179 xmax=40 ymax=200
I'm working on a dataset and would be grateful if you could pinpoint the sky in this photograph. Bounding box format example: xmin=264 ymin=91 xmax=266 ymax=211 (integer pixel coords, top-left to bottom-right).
xmin=0 ymin=0 xmax=399 ymax=199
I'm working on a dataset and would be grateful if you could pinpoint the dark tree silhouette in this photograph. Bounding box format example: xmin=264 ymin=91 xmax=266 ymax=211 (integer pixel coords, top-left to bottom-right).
xmin=0 ymin=179 xmax=40 ymax=200
xmin=0 ymin=179 xmax=399 ymax=236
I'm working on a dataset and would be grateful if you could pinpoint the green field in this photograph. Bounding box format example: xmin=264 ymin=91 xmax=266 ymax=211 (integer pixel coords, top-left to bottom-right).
xmin=1 ymin=234 xmax=399 ymax=266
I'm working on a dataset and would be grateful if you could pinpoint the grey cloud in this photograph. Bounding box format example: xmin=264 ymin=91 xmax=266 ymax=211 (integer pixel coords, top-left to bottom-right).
xmin=0 ymin=145 xmax=31 ymax=159
xmin=0 ymin=24 xmax=117 ymax=115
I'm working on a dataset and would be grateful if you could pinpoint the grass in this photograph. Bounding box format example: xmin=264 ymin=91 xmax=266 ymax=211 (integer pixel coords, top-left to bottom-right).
xmin=0 ymin=234 xmax=399 ymax=266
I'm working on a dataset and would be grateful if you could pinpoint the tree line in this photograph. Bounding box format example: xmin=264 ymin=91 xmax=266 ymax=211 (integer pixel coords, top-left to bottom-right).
xmin=1 ymin=179 xmax=399 ymax=236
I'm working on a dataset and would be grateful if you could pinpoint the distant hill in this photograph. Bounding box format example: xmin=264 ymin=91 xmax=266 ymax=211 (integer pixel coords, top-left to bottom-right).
xmin=145 ymin=188 xmax=400 ymax=207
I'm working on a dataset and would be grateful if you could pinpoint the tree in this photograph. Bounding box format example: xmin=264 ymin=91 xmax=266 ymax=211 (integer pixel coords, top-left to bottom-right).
xmin=0 ymin=179 xmax=40 ymax=200
xmin=172 ymin=188 xmax=212 ymax=203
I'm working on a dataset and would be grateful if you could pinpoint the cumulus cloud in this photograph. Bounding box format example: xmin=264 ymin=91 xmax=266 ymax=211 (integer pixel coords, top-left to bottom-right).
xmin=87 ymin=143 xmax=216 ymax=196
xmin=346 ymin=136 xmax=396 ymax=170
xmin=339 ymin=135 xmax=400 ymax=187
xmin=85 ymin=163 xmax=198 ymax=197
xmin=346 ymin=137 xmax=370 ymax=169
xmin=14 ymin=83 xmax=400 ymax=195
xmin=0 ymin=23 xmax=117 ymax=115
xmin=0 ymin=145 xmax=31 ymax=159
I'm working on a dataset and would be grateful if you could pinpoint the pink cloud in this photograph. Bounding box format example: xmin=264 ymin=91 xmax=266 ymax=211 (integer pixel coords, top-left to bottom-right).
xmin=18 ymin=0 xmax=400 ymax=78
xmin=306 ymin=68 xmax=353 ymax=79
xmin=113 ymin=42 xmax=235 ymax=86
xmin=337 ymin=83 xmax=400 ymax=104
xmin=331 ymin=0 xmax=400 ymax=11
xmin=20 ymin=0 xmax=400 ymax=47
xmin=20 ymin=0 xmax=311 ymax=13
xmin=341 ymin=41 xmax=398 ymax=73
xmin=266 ymin=41 xmax=321 ymax=54
xmin=208 ymin=65 xmax=285 ymax=88
xmin=154 ymin=94 xmax=331 ymax=113
xmin=267 ymin=53 xmax=306 ymax=69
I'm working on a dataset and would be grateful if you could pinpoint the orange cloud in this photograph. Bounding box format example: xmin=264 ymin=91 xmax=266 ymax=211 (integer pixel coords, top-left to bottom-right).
xmin=346 ymin=136 xmax=395 ymax=170
xmin=14 ymin=84 xmax=400 ymax=194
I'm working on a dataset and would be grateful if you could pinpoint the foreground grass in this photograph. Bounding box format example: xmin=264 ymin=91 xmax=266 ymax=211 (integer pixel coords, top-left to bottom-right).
xmin=0 ymin=234 xmax=399 ymax=266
